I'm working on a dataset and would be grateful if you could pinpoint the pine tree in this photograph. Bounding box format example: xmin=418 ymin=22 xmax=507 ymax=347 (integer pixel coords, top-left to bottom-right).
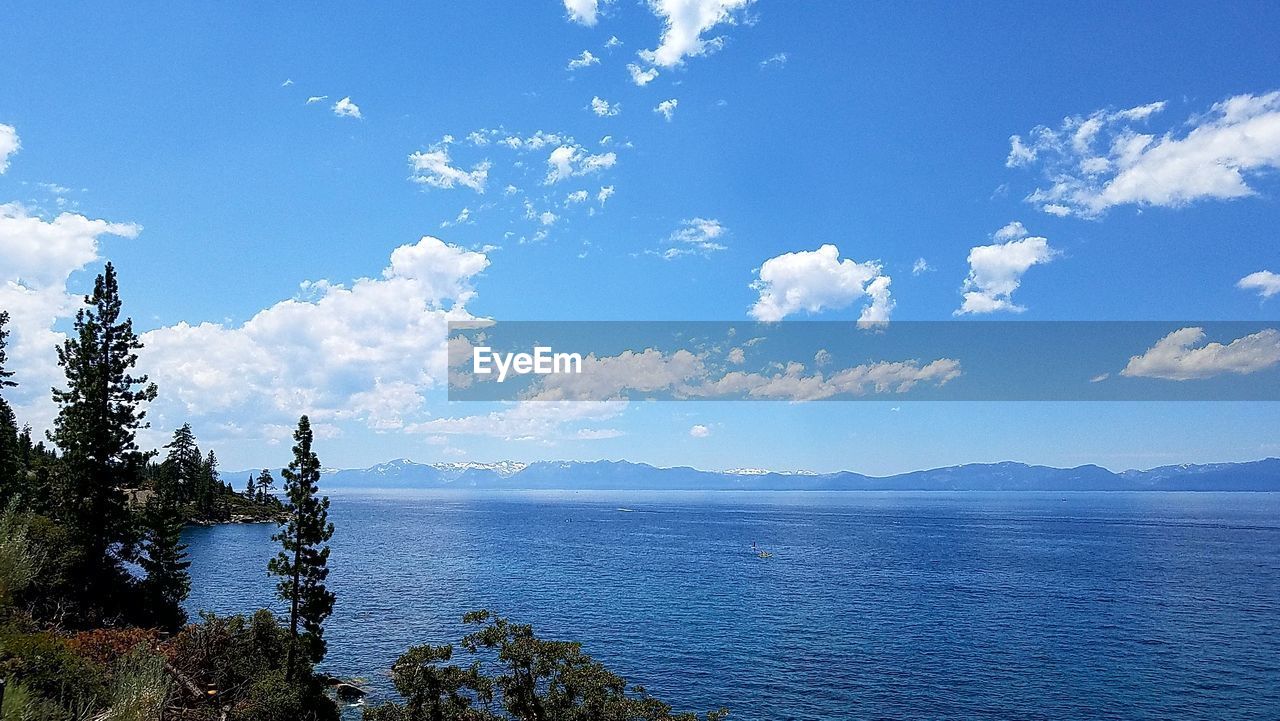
xmin=268 ymin=415 xmax=336 ymax=681
xmin=244 ymin=474 xmax=255 ymax=498
xmin=0 ymin=311 xmax=21 ymax=498
xmin=48 ymin=263 xmax=158 ymax=620
xmin=202 ymin=450 xmax=220 ymax=519
xmin=255 ymin=468 xmax=275 ymax=503
xmin=161 ymin=423 xmax=202 ymax=505
xmin=139 ymin=490 xmax=191 ymax=630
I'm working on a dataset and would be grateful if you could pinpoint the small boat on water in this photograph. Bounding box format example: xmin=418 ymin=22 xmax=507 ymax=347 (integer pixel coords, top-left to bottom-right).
xmin=757 ymin=550 xmax=773 ymax=559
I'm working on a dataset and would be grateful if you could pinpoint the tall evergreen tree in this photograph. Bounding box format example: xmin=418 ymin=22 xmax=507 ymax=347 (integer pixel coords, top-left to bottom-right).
xmin=0 ymin=311 xmax=21 ymax=498
xmin=139 ymin=490 xmax=191 ymax=630
xmin=161 ymin=423 xmax=202 ymax=505
xmin=201 ymin=449 xmax=220 ymax=519
xmin=244 ymin=474 xmax=255 ymax=498
xmin=48 ymin=263 xmax=157 ymax=620
xmin=268 ymin=415 xmax=336 ymax=680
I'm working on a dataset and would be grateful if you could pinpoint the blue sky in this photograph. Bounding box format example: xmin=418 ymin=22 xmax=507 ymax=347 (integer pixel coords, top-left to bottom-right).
xmin=1 ymin=1 xmax=1279 ymax=474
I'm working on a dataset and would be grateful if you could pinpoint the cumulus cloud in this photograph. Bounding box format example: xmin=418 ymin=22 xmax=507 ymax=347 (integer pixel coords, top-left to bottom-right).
xmin=955 ymin=222 xmax=1057 ymax=315
xmin=0 ymin=124 xmax=19 ymax=173
xmin=1121 ymin=327 xmax=1280 ymax=381
xmin=332 ymin=96 xmax=362 ymax=119
xmin=140 ymin=236 xmax=490 ymax=436
xmin=654 ymin=98 xmax=678 ymax=121
xmin=567 ymin=50 xmax=601 ymax=70
xmin=1008 ymin=91 xmax=1280 ymax=217
xmin=749 ymin=244 xmax=894 ymax=325
xmin=911 ymin=258 xmax=932 ymax=276
xmin=1238 ymin=270 xmax=1280 ymax=300
xmin=409 ymin=148 xmax=491 ymax=193
xmin=0 ymin=203 xmax=141 ymax=427
xmin=597 ymin=185 xmax=615 ymax=205
xmin=689 ymin=424 xmax=710 ymax=438
xmin=591 ymin=96 xmax=621 ymax=117
xmin=657 ymin=217 xmax=727 ymax=259
xmin=545 ymin=144 xmax=617 ymax=184
xmin=639 ymin=0 xmax=755 ymax=68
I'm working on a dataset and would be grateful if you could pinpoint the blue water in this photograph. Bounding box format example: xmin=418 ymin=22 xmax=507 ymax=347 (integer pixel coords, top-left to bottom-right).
xmin=183 ymin=491 xmax=1280 ymax=720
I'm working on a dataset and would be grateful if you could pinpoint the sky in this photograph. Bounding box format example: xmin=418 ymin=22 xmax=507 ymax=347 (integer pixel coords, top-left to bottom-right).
xmin=1 ymin=0 xmax=1279 ymax=474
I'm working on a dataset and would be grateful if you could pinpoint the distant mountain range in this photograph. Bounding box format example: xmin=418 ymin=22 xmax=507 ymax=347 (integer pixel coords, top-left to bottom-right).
xmin=225 ymin=457 xmax=1280 ymax=492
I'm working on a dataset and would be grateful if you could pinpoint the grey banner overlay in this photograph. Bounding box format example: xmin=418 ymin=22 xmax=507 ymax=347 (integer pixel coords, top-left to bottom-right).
xmin=447 ymin=321 xmax=1280 ymax=401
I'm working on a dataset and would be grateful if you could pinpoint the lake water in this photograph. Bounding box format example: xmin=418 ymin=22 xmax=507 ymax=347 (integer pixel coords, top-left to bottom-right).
xmin=183 ymin=491 xmax=1280 ymax=720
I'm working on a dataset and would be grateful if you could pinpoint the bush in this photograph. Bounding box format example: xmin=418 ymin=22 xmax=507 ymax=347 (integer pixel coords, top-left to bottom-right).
xmin=0 ymin=627 xmax=107 ymax=716
xmin=161 ymin=610 xmax=338 ymax=721
xmin=102 ymin=647 xmax=173 ymax=721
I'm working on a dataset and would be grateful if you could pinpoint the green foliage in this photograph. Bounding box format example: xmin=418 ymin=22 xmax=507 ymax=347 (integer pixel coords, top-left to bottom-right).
xmin=0 ymin=311 xmax=23 ymax=506
xmin=0 ymin=627 xmax=108 ymax=715
xmin=364 ymin=612 xmax=728 ymax=721
xmin=101 ymin=647 xmax=173 ymax=721
xmin=137 ymin=493 xmax=191 ymax=631
xmin=47 ymin=263 xmax=157 ymax=626
xmin=164 ymin=610 xmax=338 ymax=721
xmin=268 ymin=416 xmax=336 ymax=679
xmin=0 ymin=501 xmax=44 ymax=612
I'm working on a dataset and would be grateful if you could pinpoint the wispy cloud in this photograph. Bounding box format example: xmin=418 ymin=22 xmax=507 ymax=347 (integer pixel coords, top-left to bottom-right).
xmin=654 ymin=98 xmax=678 ymax=121
xmin=1008 ymin=91 xmax=1280 ymax=217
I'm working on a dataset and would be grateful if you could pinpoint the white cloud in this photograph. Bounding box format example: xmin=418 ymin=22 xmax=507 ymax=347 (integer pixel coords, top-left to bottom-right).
xmin=498 ymin=131 xmax=567 ymax=152
xmin=597 ymin=185 xmax=615 ymax=205
xmin=685 ymin=359 xmax=961 ymax=401
xmin=955 ymin=222 xmax=1057 ymax=315
xmin=332 ymin=97 xmax=362 ymax=119
xmin=409 ymin=148 xmax=491 ymax=193
xmin=605 ymin=36 xmax=623 ymax=49
xmin=749 ymin=244 xmax=894 ymax=325
xmin=1121 ymin=327 xmax=1280 ymax=381
xmin=759 ymin=52 xmax=788 ymax=69
xmin=1238 ymin=270 xmax=1280 ymax=299
xmin=654 ymin=98 xmax=678 ymax=121
xmin=689 ymin=424 xmax=710 ymax=438
xmin=1009 ymin=91 xmax=1280 ymax=217
xmin=545 ymin=144 xmax=617 ymax=184
xmin=911 ymin=257 xmax=932 ymax=276
xmin=567 ymin=50 xmax=601 ymax=70
xmin=563 ymin=0 xmax=605 ymax=26
xmin=527 ymin=349 xmax=706 ymax=401
xmin=305 ymin=95 xmax=328 ymax=105
xmin=591 ymin=96 xmax=621 ymax=117
xmin=658 ymin=217 xmax=726 ymax=259
xmin=565 ymin=190 xmax=589 ymax=205
xmin=627 ymin=63 xmax=659 ymax=86
xmin=408 ymin=400 xmax=627 ymax=441
xmin=639 ymin=0 xmax=755 ymax=68
xmin=0 ymin=124 xmax=19 ymax=174
xmin=0 ymin=203 xmax=141 ymax=428
xmin=140 ymin=236 xmax=490 ymax=435
xmin=726 ymin=347 xmax=745 ymax=364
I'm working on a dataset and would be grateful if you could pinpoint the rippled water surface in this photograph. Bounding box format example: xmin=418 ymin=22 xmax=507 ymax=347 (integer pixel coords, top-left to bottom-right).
xmin=183 ymin=491 xmax=1280 ymax=720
